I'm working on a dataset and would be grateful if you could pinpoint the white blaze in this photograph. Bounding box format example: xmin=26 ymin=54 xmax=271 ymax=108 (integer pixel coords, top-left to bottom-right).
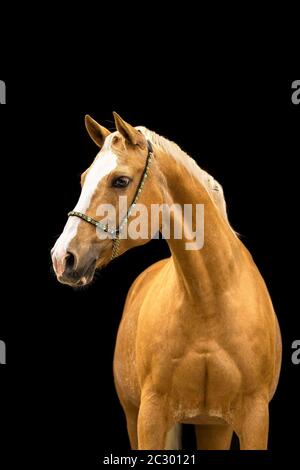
xmin=74 ymin=149 xmax=118 ymax=213
xmin=52 ymin=147 xmax=118 ymax=270
xmin=52 ymin=216 xmax=81 ymax=261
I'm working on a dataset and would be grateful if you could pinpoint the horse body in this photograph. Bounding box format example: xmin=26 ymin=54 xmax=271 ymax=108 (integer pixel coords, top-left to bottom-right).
xmin=52 ymin=113 xmax=281 ymax=450
xmin=113 ymin=141 xmax=281 ymax=450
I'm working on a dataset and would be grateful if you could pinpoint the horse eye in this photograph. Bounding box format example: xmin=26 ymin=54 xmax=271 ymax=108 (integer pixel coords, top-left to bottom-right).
xmin=112 ymin=176 xmax=131 ymax=188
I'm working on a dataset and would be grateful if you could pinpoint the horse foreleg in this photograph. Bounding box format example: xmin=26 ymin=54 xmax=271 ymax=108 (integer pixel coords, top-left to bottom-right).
xmin=114 ymin=380 xmax=139 ymax=450
xmin=195 ymin=424 xmax=233 ymax=450
xmin=236 ymin=398 xmax=269 ymax=450
xmin=138 ymin=392 xmax=170 ymax=450
xmin=123 ymin=403 xmax=139 ymax=450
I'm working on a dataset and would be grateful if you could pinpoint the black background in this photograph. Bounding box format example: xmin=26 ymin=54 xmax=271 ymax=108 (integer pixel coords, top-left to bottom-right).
xmin=0 ymin=77 xmax=299 ymax=467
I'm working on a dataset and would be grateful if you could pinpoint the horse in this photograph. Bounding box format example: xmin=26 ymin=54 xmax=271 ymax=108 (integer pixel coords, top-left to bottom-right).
xmin=51 ymin=112 xmax=282 ymax=450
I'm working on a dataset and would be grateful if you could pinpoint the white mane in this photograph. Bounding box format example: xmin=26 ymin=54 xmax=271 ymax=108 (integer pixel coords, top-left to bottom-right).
xmin=136 ymin=126 xmax=234 ymax=232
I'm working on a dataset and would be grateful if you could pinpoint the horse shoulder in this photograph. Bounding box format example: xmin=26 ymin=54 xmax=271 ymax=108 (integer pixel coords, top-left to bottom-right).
xmin=113 ymin=258 xmax=170 ymax=404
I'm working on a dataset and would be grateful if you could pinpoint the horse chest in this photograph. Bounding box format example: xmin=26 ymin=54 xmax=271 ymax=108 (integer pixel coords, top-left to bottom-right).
xmin=143 ymin=340 xmax=242 ymax=418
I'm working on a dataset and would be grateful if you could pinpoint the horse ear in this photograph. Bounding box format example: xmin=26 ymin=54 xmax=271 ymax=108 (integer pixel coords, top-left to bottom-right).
xmin=85 ymin=115 xmax=110 ymax=148
xmin=113 ymin=112 xmax=140 ymax=145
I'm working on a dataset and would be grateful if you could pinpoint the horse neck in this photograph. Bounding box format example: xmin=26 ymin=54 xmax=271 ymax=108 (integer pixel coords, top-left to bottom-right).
xmin=157 ymin=148 xmax=241 ymax=302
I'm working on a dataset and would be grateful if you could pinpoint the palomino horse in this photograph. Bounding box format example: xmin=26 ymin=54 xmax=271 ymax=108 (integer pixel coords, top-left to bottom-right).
xmin=51 ymin=113 xmax=282 ymax=450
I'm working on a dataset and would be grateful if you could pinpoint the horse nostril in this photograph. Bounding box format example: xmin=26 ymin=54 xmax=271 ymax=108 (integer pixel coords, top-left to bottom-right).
xmin=65 ymin=251 xmax=76 ymax=273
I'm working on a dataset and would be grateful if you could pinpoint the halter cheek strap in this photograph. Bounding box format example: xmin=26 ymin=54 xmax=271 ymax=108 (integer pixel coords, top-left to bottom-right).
xmin=68 ymin=140 xmax=154 ymax=260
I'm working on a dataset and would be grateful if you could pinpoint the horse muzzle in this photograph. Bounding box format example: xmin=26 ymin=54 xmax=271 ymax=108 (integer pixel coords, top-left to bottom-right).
xmin=51 ymin=246 xmax=97 ymax=287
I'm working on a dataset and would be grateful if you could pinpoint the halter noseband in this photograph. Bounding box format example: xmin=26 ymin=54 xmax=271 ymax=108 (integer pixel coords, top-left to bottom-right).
xmin=67 ymin=140 xmax=154 ymax=260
